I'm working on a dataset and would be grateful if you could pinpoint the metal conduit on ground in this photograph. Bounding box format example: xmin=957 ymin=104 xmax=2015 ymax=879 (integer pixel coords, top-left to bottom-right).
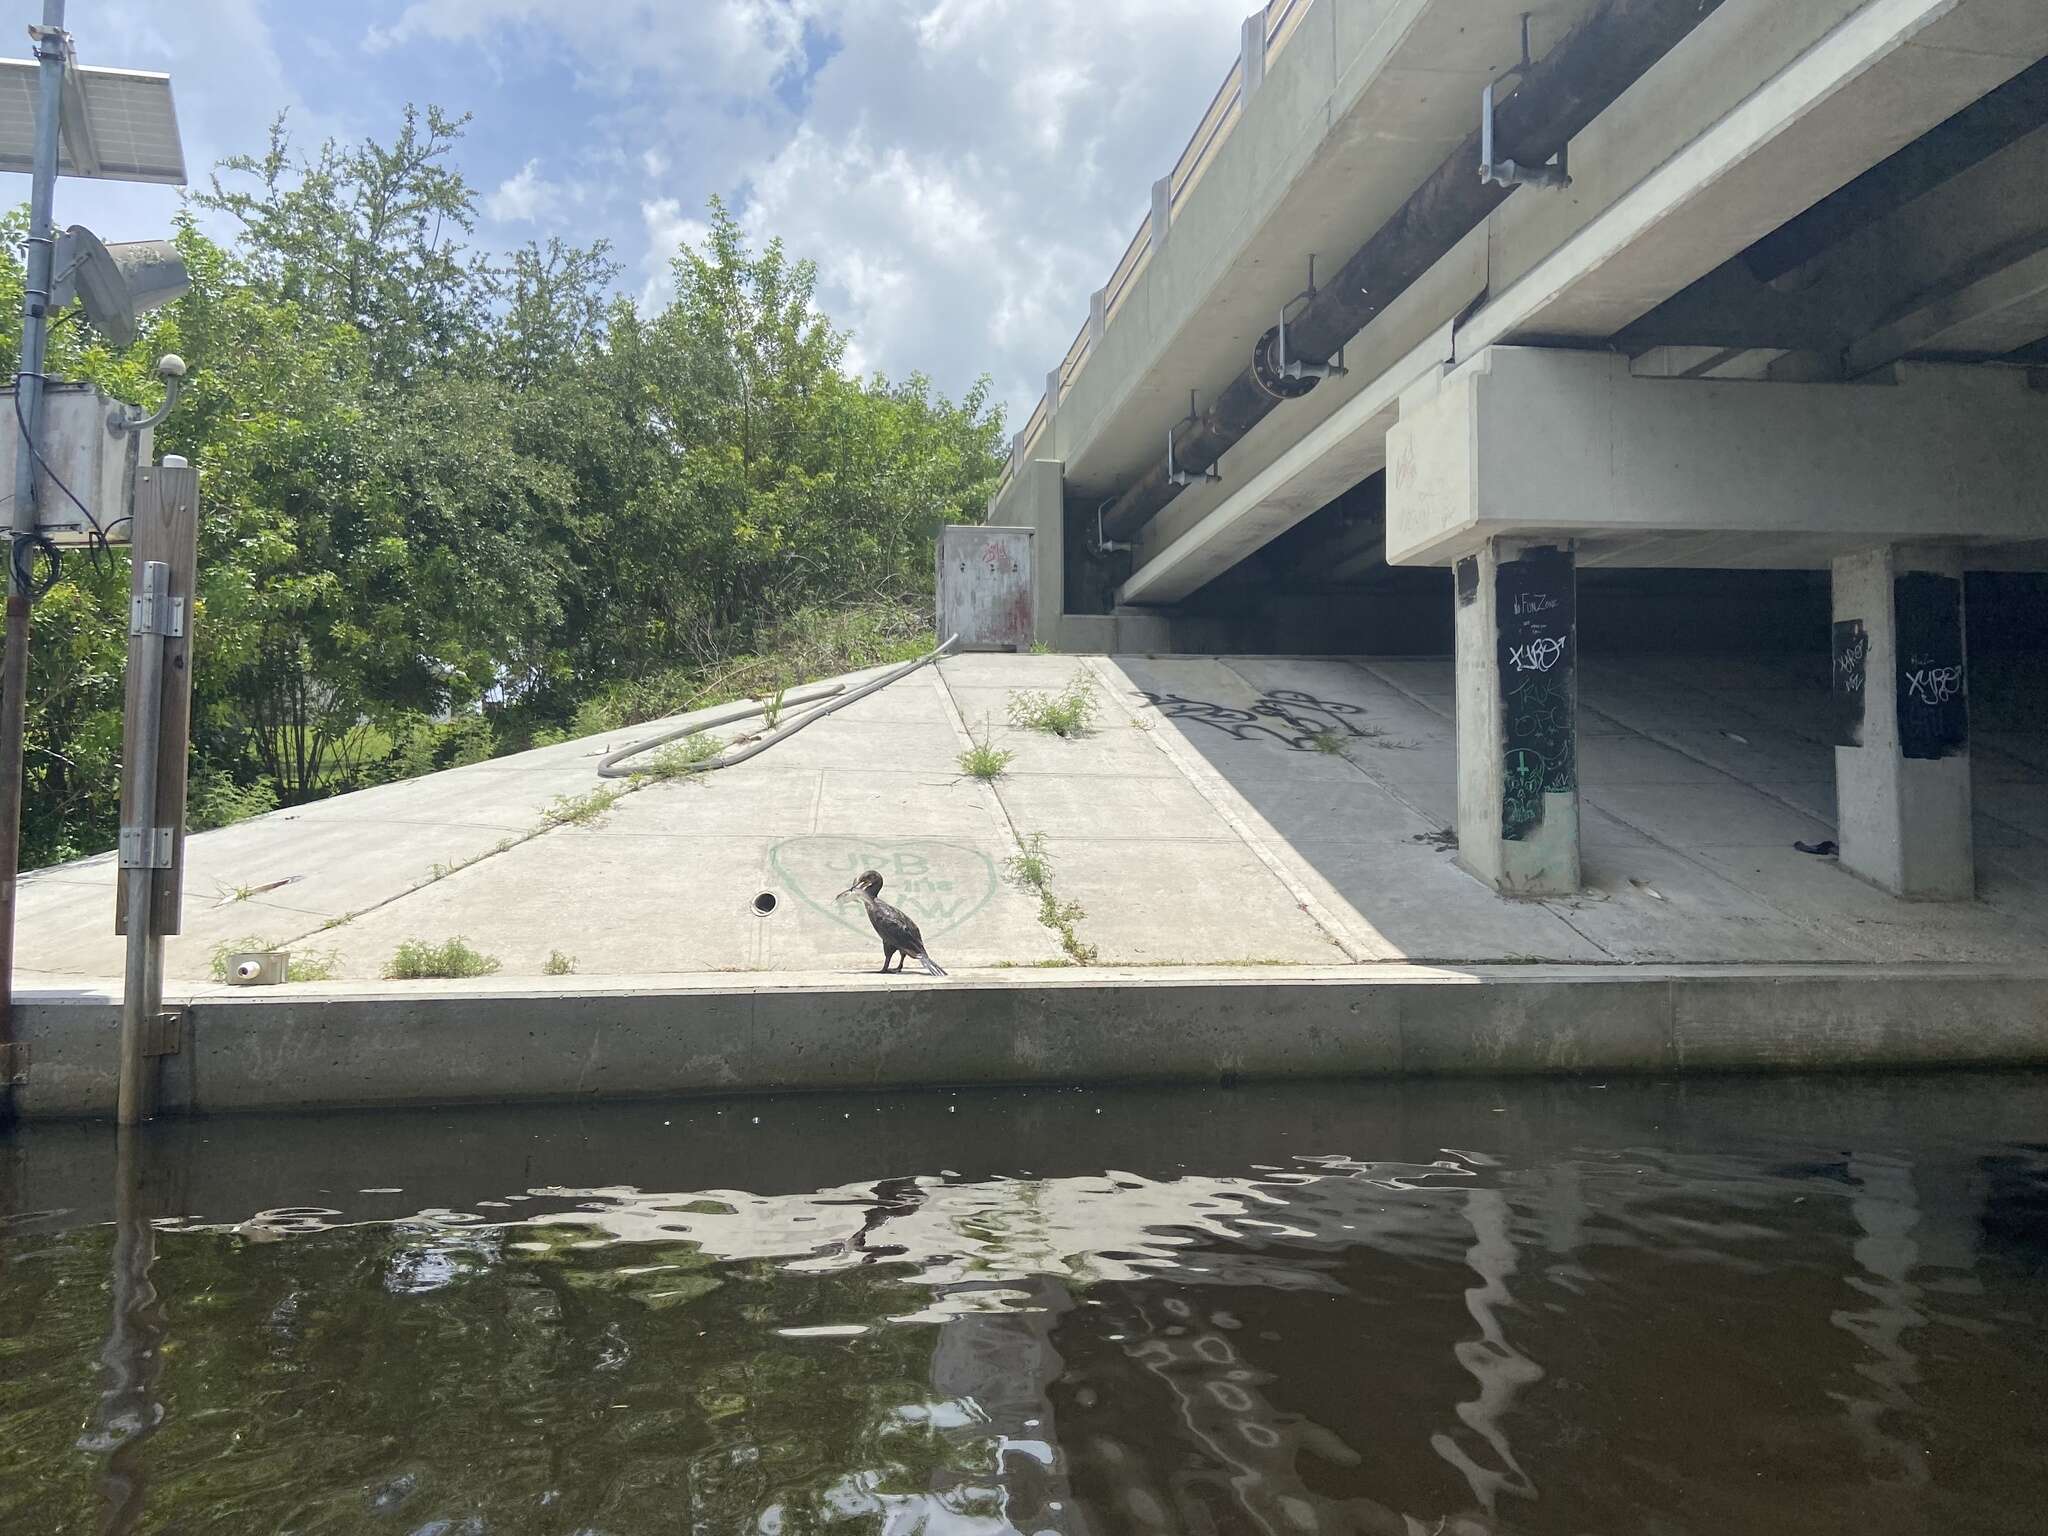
xmin=596 ymin=635 xmax=961 ymax=779
xmin=1100 ymin=0 xmax=1730 ymax=545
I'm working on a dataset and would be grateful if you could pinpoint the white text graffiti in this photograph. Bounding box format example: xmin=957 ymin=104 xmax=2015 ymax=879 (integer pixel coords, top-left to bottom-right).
xmin=1904 ymin=665 xmax=1964 ymax=706
xmin=1506 ymin=636 xmax=1568 ymax=674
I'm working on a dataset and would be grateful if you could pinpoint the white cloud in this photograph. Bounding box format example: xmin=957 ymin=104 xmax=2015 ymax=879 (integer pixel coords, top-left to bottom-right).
xmin=637 ymin=196 xmax=713 ymax=308
xmin=485 ymin=159 xmax=564 ymax=223
xmin=54 ymin=0 xmax=307 ymax=242
xmin=731 ymin=0 xmax=1253 ymax=417
xmin=366 ymin=0 xmax=813 ymax=99
xmin=198 ymin=0 xmax=1259 ymax=428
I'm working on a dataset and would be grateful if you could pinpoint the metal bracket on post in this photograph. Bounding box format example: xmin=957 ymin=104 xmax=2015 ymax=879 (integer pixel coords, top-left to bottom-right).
xmin=1094 ymin=500 xmax=1132 ymax=556
xmin=129 ymin=591 xmax=182 ymax=638
xmin=1272 ymin=256 xmax=1347 ymax=385
xmin=141 ymin=1008 xmax=183 ymax=1058
xmin=1480 ymin=14 xmax=1571 ymax=191
xmin=1166 ymin=391 xmax=1221 ymax=489
xmin=117 ymin=825 xmax=172 ymax=869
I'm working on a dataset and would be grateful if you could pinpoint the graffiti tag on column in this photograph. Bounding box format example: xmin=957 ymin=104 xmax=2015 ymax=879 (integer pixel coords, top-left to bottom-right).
xmin=1137 ymin=687 xmax=1371 ymax=752
xmin=1831 ymin=619 xmax=1867 ymax=747
xmin=1904 ymin=665 xmax=1963 ymax=705
xmin=1893 ymin=571 xmax=1967 ymax=760
xmin=1506 ymin=637 xmax=1568 ymax=674
xmin=1496 ymin=548 xmax=1576 ymax=842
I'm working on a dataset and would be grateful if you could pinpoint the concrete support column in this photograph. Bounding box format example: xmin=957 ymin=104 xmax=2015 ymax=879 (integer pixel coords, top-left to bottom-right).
xmin=1830 ymin=546 xmax=1972 ymax=900
xmin=1018 ymin=457 xmax=1066 ymax=650
xmin=1453 ymin=539 xmax=1580 ymax=896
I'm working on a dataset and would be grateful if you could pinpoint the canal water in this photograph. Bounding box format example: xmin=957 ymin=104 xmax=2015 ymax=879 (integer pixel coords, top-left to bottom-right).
xmin=3 ymin=1073 xmax=2045 ymax=1535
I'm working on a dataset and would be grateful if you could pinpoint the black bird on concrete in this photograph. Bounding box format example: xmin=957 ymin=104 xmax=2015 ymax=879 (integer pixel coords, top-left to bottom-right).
xmin=838 ymin=869 xmax=946 ymax=976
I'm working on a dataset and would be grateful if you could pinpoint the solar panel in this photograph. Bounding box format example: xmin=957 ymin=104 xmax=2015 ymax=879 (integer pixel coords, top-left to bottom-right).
xmin=0 ymin=59 xmax=185 ymax=185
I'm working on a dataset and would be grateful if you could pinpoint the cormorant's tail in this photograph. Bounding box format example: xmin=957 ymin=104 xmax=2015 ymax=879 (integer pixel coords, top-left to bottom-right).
xmin=917 ymin=952 xmax=947 ymax=977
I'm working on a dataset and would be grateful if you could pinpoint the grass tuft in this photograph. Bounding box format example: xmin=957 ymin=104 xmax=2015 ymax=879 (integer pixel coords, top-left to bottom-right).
xmin=1006 ymin=674 xmax=1098 ymax=737
xmin=1003 ymin=833 xmax=1097 ymax=965
xmin=386 ymin=937 xmax=501 ymax=980
xmin=958 ymin=719 xmax=1015 ymax=783
xmin=543 ymin=949 xmax=576 ymax=976
xmin=543 ymin=786 xmax=626 ymax=827
xmin=644 ymin=733 xmax=726 ymax=779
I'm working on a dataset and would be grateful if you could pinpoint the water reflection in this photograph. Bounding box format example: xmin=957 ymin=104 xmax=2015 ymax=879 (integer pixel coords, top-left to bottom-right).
xmin=1831 ymin=1153 xmax=1927 ymax=1489
xmin=1432 ymin=1188 xmax=1541 ymax=1519
xmin=3 ymin=1076 xmax=2047 ymax=1535
xmin=80 ymin=1129 xmax=168 ymax=1536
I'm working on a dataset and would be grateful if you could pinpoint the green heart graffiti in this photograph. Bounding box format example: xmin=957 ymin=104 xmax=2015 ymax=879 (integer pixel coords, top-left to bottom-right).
xmin=769 ymin=836 xmax=999 ymax=941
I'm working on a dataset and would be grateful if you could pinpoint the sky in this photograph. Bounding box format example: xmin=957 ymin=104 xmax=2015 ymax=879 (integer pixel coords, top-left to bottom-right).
xmin=45 ymin=0 xmax=1258 ymax=429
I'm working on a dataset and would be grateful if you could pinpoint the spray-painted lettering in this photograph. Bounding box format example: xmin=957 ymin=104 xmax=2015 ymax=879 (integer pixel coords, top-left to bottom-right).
xmin=1506 ymin=637 xmax=1568 ymax=674
xmin=1903 ymin=665 xmax=1963 ymax=706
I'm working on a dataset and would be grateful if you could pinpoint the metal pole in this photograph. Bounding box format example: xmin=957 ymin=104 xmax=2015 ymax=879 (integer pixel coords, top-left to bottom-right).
xmin=118 ymin=562 xmax=167 ymax=1127
xmin=0 ymin=0 xmax=69 ymax=1097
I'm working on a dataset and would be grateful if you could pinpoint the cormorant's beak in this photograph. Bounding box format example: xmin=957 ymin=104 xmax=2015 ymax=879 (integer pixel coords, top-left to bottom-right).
xmin=836 ymin=881 xmax=857 ymax=900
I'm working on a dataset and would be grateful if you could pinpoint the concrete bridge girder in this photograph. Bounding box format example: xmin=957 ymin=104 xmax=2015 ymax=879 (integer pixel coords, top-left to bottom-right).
xmin=1383 ymin=348 xmax=2048 ymax=570
xmin=1097 ymin=0 xmax=2048 ymax=608
xmin=1051 ymin=0 xmax=1605 ymax=503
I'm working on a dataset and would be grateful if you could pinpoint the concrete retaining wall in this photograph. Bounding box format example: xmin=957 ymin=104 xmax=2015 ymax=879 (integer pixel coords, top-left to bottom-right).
xmin=11 ymin=965 xmax=2048 ymax=1121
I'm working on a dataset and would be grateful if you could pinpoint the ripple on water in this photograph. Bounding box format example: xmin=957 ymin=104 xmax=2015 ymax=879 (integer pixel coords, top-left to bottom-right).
xmin=3 ymin=1075 xmax=2047 ymax=1534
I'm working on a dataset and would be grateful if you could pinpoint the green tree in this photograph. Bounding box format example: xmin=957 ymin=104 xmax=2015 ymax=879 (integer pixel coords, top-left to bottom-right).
xmin=2 ymin=109 xmax=1004 ymax=867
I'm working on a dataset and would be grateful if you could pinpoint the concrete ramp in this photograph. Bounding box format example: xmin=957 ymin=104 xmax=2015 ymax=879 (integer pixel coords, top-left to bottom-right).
xmin=17 ymin=652 xmax=2048 ymax=987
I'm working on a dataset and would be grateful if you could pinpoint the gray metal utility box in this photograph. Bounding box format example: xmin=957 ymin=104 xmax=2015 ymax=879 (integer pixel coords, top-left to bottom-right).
xmin=0 ymin=381 xmax=151 ymax=544
xmin=937 ymin=525 xmax=1035 ymax=651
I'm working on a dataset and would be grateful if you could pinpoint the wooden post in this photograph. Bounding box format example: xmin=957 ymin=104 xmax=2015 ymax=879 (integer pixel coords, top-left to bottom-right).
xmin=114 ymin=464 xmax=198 ymax=938
xmin=112 ymin=464 xmax=197 ymax=1124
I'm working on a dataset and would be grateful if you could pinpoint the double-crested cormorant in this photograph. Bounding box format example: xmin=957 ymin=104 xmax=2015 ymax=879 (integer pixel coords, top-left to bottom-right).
xmin=837 ymin=869 xmax=946 ymax=976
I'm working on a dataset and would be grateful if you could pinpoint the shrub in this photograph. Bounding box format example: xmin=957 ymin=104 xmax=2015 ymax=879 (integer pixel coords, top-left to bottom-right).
xmin=958 ymin=721 xmax=1014 ymax=782
xmin=186 ymin=769 xmax=279 ymax=832
xmin=543 ymin=950 xmax=576 ymax=976
xmin=1007 ymin=674 xmax=1098 ymax=737
xmin=386 ymin=937 xmax=501 ymax=980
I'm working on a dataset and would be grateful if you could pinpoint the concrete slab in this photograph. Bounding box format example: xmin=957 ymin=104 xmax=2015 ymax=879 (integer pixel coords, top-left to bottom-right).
xmin=986 ymin=772 xmax=1235 ymax=843
xmin=16 ymin=653 xmax=2043 ymax=992
xmin=1034 ymin=835 xmax=1346 ymax=966
xmin=1982 ymin=730 xmax=2048 ymax=774
xmin=1582 ymin=781 xmax=1837 ymax=849
xmin=1559 ymin=844 xmax=1849 ymax=964
xmin=1689 ymin=843 xmax=2047 ymax=963
xmin=1577 ymin=734 xmax=1744 ymax=786
xmin=1975 ymin=780 xmax=2048 ymax=841
xmin=811 ymin=770 xmax=1007 ymax=842
xmin=1304 ymin=839 xmax=1611 ymax=963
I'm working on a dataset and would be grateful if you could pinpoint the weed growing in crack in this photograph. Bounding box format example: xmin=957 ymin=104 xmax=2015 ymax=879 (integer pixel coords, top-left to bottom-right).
xmin=1007 ymin=674 xmax=1098 ymax=737
xmin=958 ymin=720 xmax=1015 ymax=782
xmin=386 ymin=937 xmax=501 ymax=980
xmin=644 ymin=733 xmax=726 ymax=779
xmin=544 ymin=786 xmax=627 ymax=826
xmin=1003 ymin=833 xmax=1097 ymax=964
